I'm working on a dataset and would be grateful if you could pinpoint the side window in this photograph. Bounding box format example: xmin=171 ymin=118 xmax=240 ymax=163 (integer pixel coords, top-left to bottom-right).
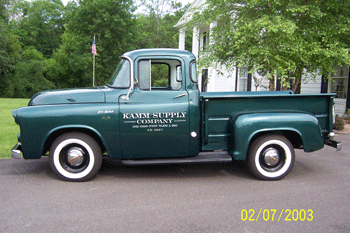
xmin=152 ymin=63 xmax=170 ymax=88
xmin=139 ymin=60 xmax=151 ymax=90
xmin=138 ymin=59 xmax=182 ymax=91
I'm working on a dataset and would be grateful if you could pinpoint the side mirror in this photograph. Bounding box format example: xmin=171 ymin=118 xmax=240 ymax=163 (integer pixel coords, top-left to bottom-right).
xmin=122 ymin=81 xmax=134 ymax=100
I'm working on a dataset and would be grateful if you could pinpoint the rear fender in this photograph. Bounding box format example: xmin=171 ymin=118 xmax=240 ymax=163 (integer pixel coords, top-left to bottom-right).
xmin=229 ymin=113 xmax=324 ymax=160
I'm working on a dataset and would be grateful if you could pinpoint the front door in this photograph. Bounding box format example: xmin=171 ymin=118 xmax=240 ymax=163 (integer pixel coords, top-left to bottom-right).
xmin=119 ymin=57 xmax=190 ymax=159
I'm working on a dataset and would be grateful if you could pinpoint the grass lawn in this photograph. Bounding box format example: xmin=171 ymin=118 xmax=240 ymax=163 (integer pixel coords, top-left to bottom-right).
xmin=0 ymin=98 xmax=30 ymax=159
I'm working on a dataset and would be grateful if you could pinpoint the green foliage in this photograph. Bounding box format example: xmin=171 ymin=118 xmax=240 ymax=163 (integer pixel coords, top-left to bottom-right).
xmin=0 ymin=0 xmax=9 ymax=21
xmin=8 ymin=0 xmax=65 ymax=58
xmin=135 ymin=1 xmax=191 ymax=49
xmin=0 ymin=20 xmax=10 ymax=73
xmin=191 ymin=0 xmax=350 ymax=92
xmin=151 ymin=63 xmax=169 ymax=87
xmin=1 ymin=0 xmax=64 ymax=98
xmin=134 ymin=0 xmax=191 ymax=87
xmin=1 ymin=0 xmax=187 ymax=97
xmin=50 ymin=0 xmax=137 ymax=87
xmin=0 ymin=20 xmax=22 ymax=97
xmin=48 ymin=30 xmax=92 ymax=88
xmin=0 ymin=98 xmax=29 ymax=159
xmin=11 ymin=47 xmax=55 ymax=98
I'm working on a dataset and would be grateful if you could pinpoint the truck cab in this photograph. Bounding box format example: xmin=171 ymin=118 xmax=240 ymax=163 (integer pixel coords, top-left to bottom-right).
xmin=110 ymin=49 xmax=200 ymax=159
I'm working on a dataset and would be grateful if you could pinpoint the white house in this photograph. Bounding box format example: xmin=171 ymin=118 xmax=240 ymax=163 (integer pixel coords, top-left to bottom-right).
xmin=174 ymin=0 xmax=350 ymax=116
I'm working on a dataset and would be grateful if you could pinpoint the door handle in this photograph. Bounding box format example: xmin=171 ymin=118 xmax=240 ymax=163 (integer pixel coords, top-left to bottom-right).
xmin=173 ymin=93 xmax=187 ymax=99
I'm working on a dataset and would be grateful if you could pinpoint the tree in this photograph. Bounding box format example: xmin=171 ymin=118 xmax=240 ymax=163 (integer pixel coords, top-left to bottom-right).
xmin=8 ymin=0 xmax=65 ymax=58
xmin=135 ymin=0 xmax=191 ymax=49
xmin=11 ymin=47 xmax=55 ymax=98
xmin=0 ymin=0 xmax=10 ymax=79
xmin=1 ymin=0 xmax=64 ymax=97
xmin=50 ymin=0 xmax=137 ymax=88
xmin=0 ymin=30 xmax=23 ymax=97
xmin=191 ymin=0 xmax=350 ymax=92
xmin=47 ymin=30 xmax=92 ymax=88
xmin=134 ymin=1 xmax=192 ymax=86
xmin=0 ymin=0 xmax=8 ymax=20
xmin=0 ymin=0 xmax=23 ymax=97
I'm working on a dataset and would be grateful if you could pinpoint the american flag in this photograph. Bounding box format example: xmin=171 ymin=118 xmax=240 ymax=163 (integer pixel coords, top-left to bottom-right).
xmin=92 ymin=36 xmax=97 ymax=55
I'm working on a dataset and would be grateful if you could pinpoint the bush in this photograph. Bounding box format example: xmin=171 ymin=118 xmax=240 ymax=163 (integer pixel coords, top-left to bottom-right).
xmin=333 ymin=115 xmax=345 ymax=131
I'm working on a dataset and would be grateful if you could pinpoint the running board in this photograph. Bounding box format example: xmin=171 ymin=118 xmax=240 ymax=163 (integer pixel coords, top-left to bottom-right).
xmin=121 ymin=151 xmax=232 ymax=166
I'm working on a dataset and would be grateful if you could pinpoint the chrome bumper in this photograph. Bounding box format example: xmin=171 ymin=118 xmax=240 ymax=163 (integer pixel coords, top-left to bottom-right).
xmin=325 ymin=137 xmax=342 ymax=151
xmin=11 ymin=143 xmax=23 ymax=159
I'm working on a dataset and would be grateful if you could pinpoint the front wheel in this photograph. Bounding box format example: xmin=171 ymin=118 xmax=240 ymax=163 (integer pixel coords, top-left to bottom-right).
xmin=49 ymin=132 xmax=102 ymax=182
xmin=247 ymin=134 xmax=295 ymax=180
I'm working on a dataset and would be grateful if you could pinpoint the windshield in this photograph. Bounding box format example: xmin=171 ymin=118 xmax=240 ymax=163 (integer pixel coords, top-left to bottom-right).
xmin=108 ymin=59 xmax=130 ymax=88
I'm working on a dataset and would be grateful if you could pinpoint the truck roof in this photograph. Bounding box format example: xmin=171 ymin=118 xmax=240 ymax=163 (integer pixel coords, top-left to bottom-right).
xmin=121 ymin=48 xmax=196 ymax=61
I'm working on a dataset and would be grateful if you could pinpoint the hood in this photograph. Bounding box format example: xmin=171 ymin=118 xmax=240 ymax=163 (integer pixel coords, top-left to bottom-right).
xmin=29 ymin=88 xmax=106 ymax=106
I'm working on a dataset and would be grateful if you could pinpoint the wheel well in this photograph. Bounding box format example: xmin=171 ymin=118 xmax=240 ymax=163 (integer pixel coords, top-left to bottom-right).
xmin=43 ymin=128 xmax=106 ymax=156
xmin=250 ymin=130 xmax=303 ymax=149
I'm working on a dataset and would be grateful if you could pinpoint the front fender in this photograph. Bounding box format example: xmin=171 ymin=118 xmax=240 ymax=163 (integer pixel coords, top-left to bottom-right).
xmin=44 ymin=125 xmax=111 ymax=155
xmin=230 ymin=113 xmax=324 ymax=160
xmin=15 ymin=103 xmax=120 ymax=159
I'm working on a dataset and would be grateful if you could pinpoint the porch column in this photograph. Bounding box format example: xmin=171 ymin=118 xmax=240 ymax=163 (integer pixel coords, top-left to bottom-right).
xmin=207 ymin=22 xmax=217 ymax=92
xmin=209 ymin=21 xmax=217 ymax=46
xmin=192 ymin=27 xmax=199 ymax=58
xmin=179 ymin=27 xmax=186 ymax=50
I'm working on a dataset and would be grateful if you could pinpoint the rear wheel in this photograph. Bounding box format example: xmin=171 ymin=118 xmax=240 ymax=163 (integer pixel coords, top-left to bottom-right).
xmin=247 ymin=134 xmax=295 ymax=180
xmin=49 ymin=132 xmax=102 ymax=182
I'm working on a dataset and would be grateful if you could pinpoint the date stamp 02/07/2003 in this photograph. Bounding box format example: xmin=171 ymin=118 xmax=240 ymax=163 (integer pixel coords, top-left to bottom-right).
xmin=241 ymin=209 xmax=313 ymax=222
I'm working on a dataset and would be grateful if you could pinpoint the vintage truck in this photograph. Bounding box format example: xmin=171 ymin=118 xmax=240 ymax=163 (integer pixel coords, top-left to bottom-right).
xmin=11 ymin=49 xmax=341 ymax=182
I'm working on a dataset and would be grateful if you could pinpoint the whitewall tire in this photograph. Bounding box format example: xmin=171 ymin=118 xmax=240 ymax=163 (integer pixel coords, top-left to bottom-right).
xmin=49 ymin=133 xmax=102 ymax=182
xmin=247 ymin=134 xmax=295 ymax=180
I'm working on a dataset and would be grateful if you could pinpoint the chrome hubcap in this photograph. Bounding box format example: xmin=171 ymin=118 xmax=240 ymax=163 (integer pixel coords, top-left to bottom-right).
xmin=67 ymin=147 xmax=85 ymax=167
xmin=263 ymin=148 xmax=280 ymax=166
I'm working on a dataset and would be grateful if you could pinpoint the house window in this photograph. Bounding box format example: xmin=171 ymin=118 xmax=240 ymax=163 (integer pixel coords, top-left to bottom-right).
xmin=201 ymin=69 xmax=208 ymax=92
xmin=330 ymin=66 xmax=349 ymax=99
xmin=202 ymin=32 xmax=208 ymax=51
xmin=239 ymin=68 xmax=251 ymax=92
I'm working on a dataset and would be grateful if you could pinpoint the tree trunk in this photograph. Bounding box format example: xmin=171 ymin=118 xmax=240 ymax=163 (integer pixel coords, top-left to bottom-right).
xmin=292 ymin=78 xmax=300 ymax=94
xmin=292 ymin=67 xmax=303 ymax=94
xmin=268 ymin=70 xmax=275 ymax=91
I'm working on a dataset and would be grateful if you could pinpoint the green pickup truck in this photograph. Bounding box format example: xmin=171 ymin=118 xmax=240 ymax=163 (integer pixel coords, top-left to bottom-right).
xmin=11 ymin=49 xmax=341 ymax=182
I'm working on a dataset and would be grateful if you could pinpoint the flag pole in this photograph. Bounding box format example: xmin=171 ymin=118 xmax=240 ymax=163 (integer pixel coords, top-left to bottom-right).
xmin=92 ymin=35 xmax=97 ymax=87
xmin=93 ymin=52 xmax=95 ymax=87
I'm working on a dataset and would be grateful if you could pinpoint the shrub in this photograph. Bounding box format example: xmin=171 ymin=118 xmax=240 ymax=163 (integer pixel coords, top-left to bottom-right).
xmin=333 ymin=115 xmax=345 ymax=131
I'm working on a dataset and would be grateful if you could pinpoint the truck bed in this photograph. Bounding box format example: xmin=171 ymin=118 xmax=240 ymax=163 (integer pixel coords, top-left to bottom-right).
xmin=200 ymin=91 xmax=335 ymax=151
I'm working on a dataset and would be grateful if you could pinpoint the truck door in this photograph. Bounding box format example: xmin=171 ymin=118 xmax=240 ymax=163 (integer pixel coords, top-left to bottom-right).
xmin=119 ymin=57 xmax=190 ymax=159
